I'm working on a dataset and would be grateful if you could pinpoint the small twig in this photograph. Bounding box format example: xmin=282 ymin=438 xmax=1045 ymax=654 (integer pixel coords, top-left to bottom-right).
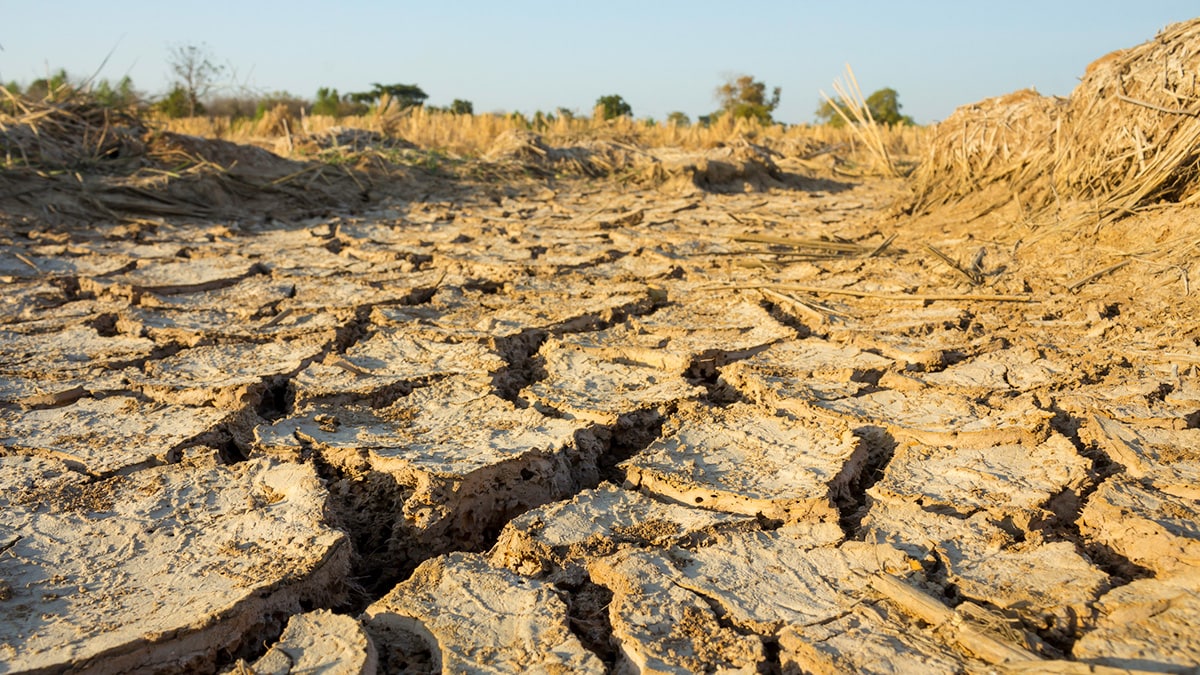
xmin=0 ymin=535 xmax=21 ymax=555
xmin=1065 ymin=259 xmax=1131 ymax=292
xmin=732 ymin=233 xmax=863 ymax=253
xmin=13 ymin=252 xmax=40 ymax=272
xmin=260 ymin=308 xmax=294 ymax=328
xmin=760 ymin=288 xmax=851 ymax=321
xmin=865 ymin=233 xmax=897 ymax=258
xmin=703 ymin=283 xmax=1033 ymax=303
xmin=326 ymin=356 xmax=374 ymax=377
xmin=1116 ymin=93 xmax=1200 ymax=117
xmin=925 ymin=244 xmax=982 ymax=285
xmin=869 ymin=574 xmax=1040 ymax=665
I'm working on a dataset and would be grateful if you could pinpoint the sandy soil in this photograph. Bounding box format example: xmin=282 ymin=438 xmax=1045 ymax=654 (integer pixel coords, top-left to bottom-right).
xmin=1 ymin=139 xmax=1199 ymax=674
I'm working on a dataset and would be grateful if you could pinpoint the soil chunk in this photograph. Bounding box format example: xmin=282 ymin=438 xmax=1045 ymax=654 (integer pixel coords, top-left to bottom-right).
xmin=0 ymin=455 xmax=349 ymax=673
xmin=245 ymin=610 xmax=378 ymax=675
xmin=588 ymin=548 xmax=765 ymax=673
xmin=362 ymin=552 xmax=605 ymax=674
xmin=254 ymin=377 xmax=601 ymax=564
xmin=622 ymin=401 xmax=870 ymax=523
xmin=1 ymin=395 xmax=237 ymax=475
xmin=489 ymin=482 xmax=753 ymax=575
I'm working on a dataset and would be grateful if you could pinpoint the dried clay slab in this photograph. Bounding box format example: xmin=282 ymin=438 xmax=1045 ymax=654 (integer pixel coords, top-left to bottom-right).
xmin=778 ymin=602 xmax=982 ymax=675
xmin=621 ymin=401 xmax=871 ymax=524
xmin=588 ymin=531 xmax=927 ymax=673
xmin=81 ymin=256 xmax=264 ymax=298
xmin=0 ymin=395 xmax=235 ymax=476
xmin=863 ymin=501 xmax=1109 ymax=642
xmin=799 ymin=387 xmax=1053 ymax=446
xmin=867 ymin=432 xmax=1091 ymax=518
xmin=919 ymin=346 xmax=1069 ymax=392
xmin=129 ymin=337 xmax=328 ymax=409
xmin=1059 ymin=381 xmax=1200 ymax=430
xmin=291 ymin=327 xmax=506 ymax=405
xmin=0 ymin=454 xmax=349 ymax=673
xmin=1079 ymin=471 xmax=1200 ymax=574
xmin=720 ymin=337 xmax=894 ymax=404
xmin=489 ymin=482 xmax=754 ymax=576
xmin=522 ymin=338 xmax=703 ymax=424
xmin=245 ymin=610 xmax=378 ymax=675
xmin=0 ymin=325 xmax=155 ymax=406
xmin=1080 ymin=414 xmax=1200 ymax=481
xmin=588 ymin=548 xmax=765 ymax=674
xmin=279 ymin=268 xmax=441 ymax=312
xmin=1072 ymin=571 xmax=1200 ymax=672
xmin=255 ymin=378 xmax=600 ymax=554
xmin=361 ymin=552 xmax=604 ymax=674
xmin=562 ymin=294 xmax=795 ymax=376
xmin=666 ymin=531 xmax=912 ymax=635
xmin=117 ymin=303 xmax=344 ymax=347
xmin=372 ymin=278 xmax=656 ymax=341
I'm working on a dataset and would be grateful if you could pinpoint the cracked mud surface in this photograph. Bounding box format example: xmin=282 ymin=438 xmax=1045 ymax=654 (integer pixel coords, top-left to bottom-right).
xmin=2 ymin=160 xmax=1200 ymax=675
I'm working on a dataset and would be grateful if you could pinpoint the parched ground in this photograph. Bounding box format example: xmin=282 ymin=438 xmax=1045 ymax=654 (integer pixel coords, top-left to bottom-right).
xmin=1 ymin=144 xmax=1199 ymax=674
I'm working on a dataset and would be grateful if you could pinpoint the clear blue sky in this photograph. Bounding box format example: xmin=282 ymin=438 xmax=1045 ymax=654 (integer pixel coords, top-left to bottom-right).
xmin=2 ymin=2 xmax=1196 ymax=124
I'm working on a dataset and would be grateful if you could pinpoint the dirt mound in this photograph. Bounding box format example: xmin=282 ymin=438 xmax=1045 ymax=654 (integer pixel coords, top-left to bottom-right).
xmin=483 ymin=130 xmax=655 ymax=179
xmin=297 ymin=126 xmax=419 ymax=154
xmin=654 ymin=140 xmax=789 ymax=194
xmin=0 ymin=94 xmax=375 ymax=229
xmin=911 ymin=17 xmax=1200 ymax=221
xmin=481 ymin=130 xmax=788 ymax=193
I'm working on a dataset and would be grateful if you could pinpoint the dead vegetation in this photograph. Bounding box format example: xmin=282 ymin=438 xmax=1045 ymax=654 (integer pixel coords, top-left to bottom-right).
xmin=0 ymin=87 xmax=375 ymax=228
xmin=911 ymin=17 xmax=1200 ymax=226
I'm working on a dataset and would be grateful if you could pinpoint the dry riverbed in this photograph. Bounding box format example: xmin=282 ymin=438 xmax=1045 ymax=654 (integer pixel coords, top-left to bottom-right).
xmin=1 ymin=134 xmax=1199 ymax=674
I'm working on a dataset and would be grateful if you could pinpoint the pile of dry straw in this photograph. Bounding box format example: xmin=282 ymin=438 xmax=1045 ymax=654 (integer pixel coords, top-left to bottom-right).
xmin=911 ymin=18 xmax=1200 ymax=222
xmin=0 ymin=88 xmax=370 ymax=228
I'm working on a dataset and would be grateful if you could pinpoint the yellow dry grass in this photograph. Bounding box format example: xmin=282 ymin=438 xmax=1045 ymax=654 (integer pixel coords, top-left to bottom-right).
xmin=910 ymin=17 xmax=1200 ymax=225
xmin=153 ymin=103 xmax=926 ymax=170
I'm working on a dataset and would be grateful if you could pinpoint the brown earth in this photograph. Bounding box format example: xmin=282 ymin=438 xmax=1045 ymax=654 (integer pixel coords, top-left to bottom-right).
xmin=2 ymin=140 xmax=1197 ymax=673
xmin=3 ymin=27 xmax=1200 ymax=675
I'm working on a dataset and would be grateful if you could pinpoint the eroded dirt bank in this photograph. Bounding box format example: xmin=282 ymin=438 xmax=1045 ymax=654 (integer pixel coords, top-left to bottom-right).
xmin=2 ymin=142 xmax=1198 ymax=674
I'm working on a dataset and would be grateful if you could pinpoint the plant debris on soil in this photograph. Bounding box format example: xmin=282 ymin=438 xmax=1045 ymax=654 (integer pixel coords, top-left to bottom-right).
xmin=2 ymin=19 xmax=1200 ymax=675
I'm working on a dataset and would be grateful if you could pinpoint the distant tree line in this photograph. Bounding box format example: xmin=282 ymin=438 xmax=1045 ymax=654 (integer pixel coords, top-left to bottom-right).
xmin=3 ymin=43 xmax=914 ymax=127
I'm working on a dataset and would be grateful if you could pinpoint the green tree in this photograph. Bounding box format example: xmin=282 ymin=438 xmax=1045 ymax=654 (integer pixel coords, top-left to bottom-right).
xmin=449 ymin=98 xmax=473 ymax=115
xmin=312 ymin=87 xmax=342 ymax=116
xmin=595 ymin=94 xmax=632 ymax=120
xmin=715 ymin=75 xmax=781 ymax=123
xmin=154 ymin=85 xmax=194 ymax=118
xmin=166 ymin=43 xmax=224 ymax=116
xmin=815 ymin=87 xmax=914 ymax=127
xmin=666 ymin=111 xmax=691 ymax=126
xmin=25 ymin=69 xmax=74 ymax=101
xmin=346 ymin=83 xmax=428 ymax=109
xmin=92 ymin=76 xmax=140 ymax=110
xmin=253 ymin=91 xmax=307 ymax=119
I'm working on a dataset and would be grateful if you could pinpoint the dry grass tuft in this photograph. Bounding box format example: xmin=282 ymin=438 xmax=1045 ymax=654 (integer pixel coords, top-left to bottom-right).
xmin=1056 ymin=18 xmax=1200 ymax=219
xmin=909 ymin=89 xmax=1065 ymax=217
xmin=820 ymin=64 xmax=899 ymax=177
xmin=910 ymin=17 xmax=1200 ymax=224
xmin=0 ymin=89 xmax=368 ymax=227
xmin=153 ymin=105 xmax=926 ymax=178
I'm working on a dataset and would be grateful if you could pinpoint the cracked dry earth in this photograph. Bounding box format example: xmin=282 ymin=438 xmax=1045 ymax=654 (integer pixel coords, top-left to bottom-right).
xmin=2 ymin=170 xmax=1199 ymax=675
